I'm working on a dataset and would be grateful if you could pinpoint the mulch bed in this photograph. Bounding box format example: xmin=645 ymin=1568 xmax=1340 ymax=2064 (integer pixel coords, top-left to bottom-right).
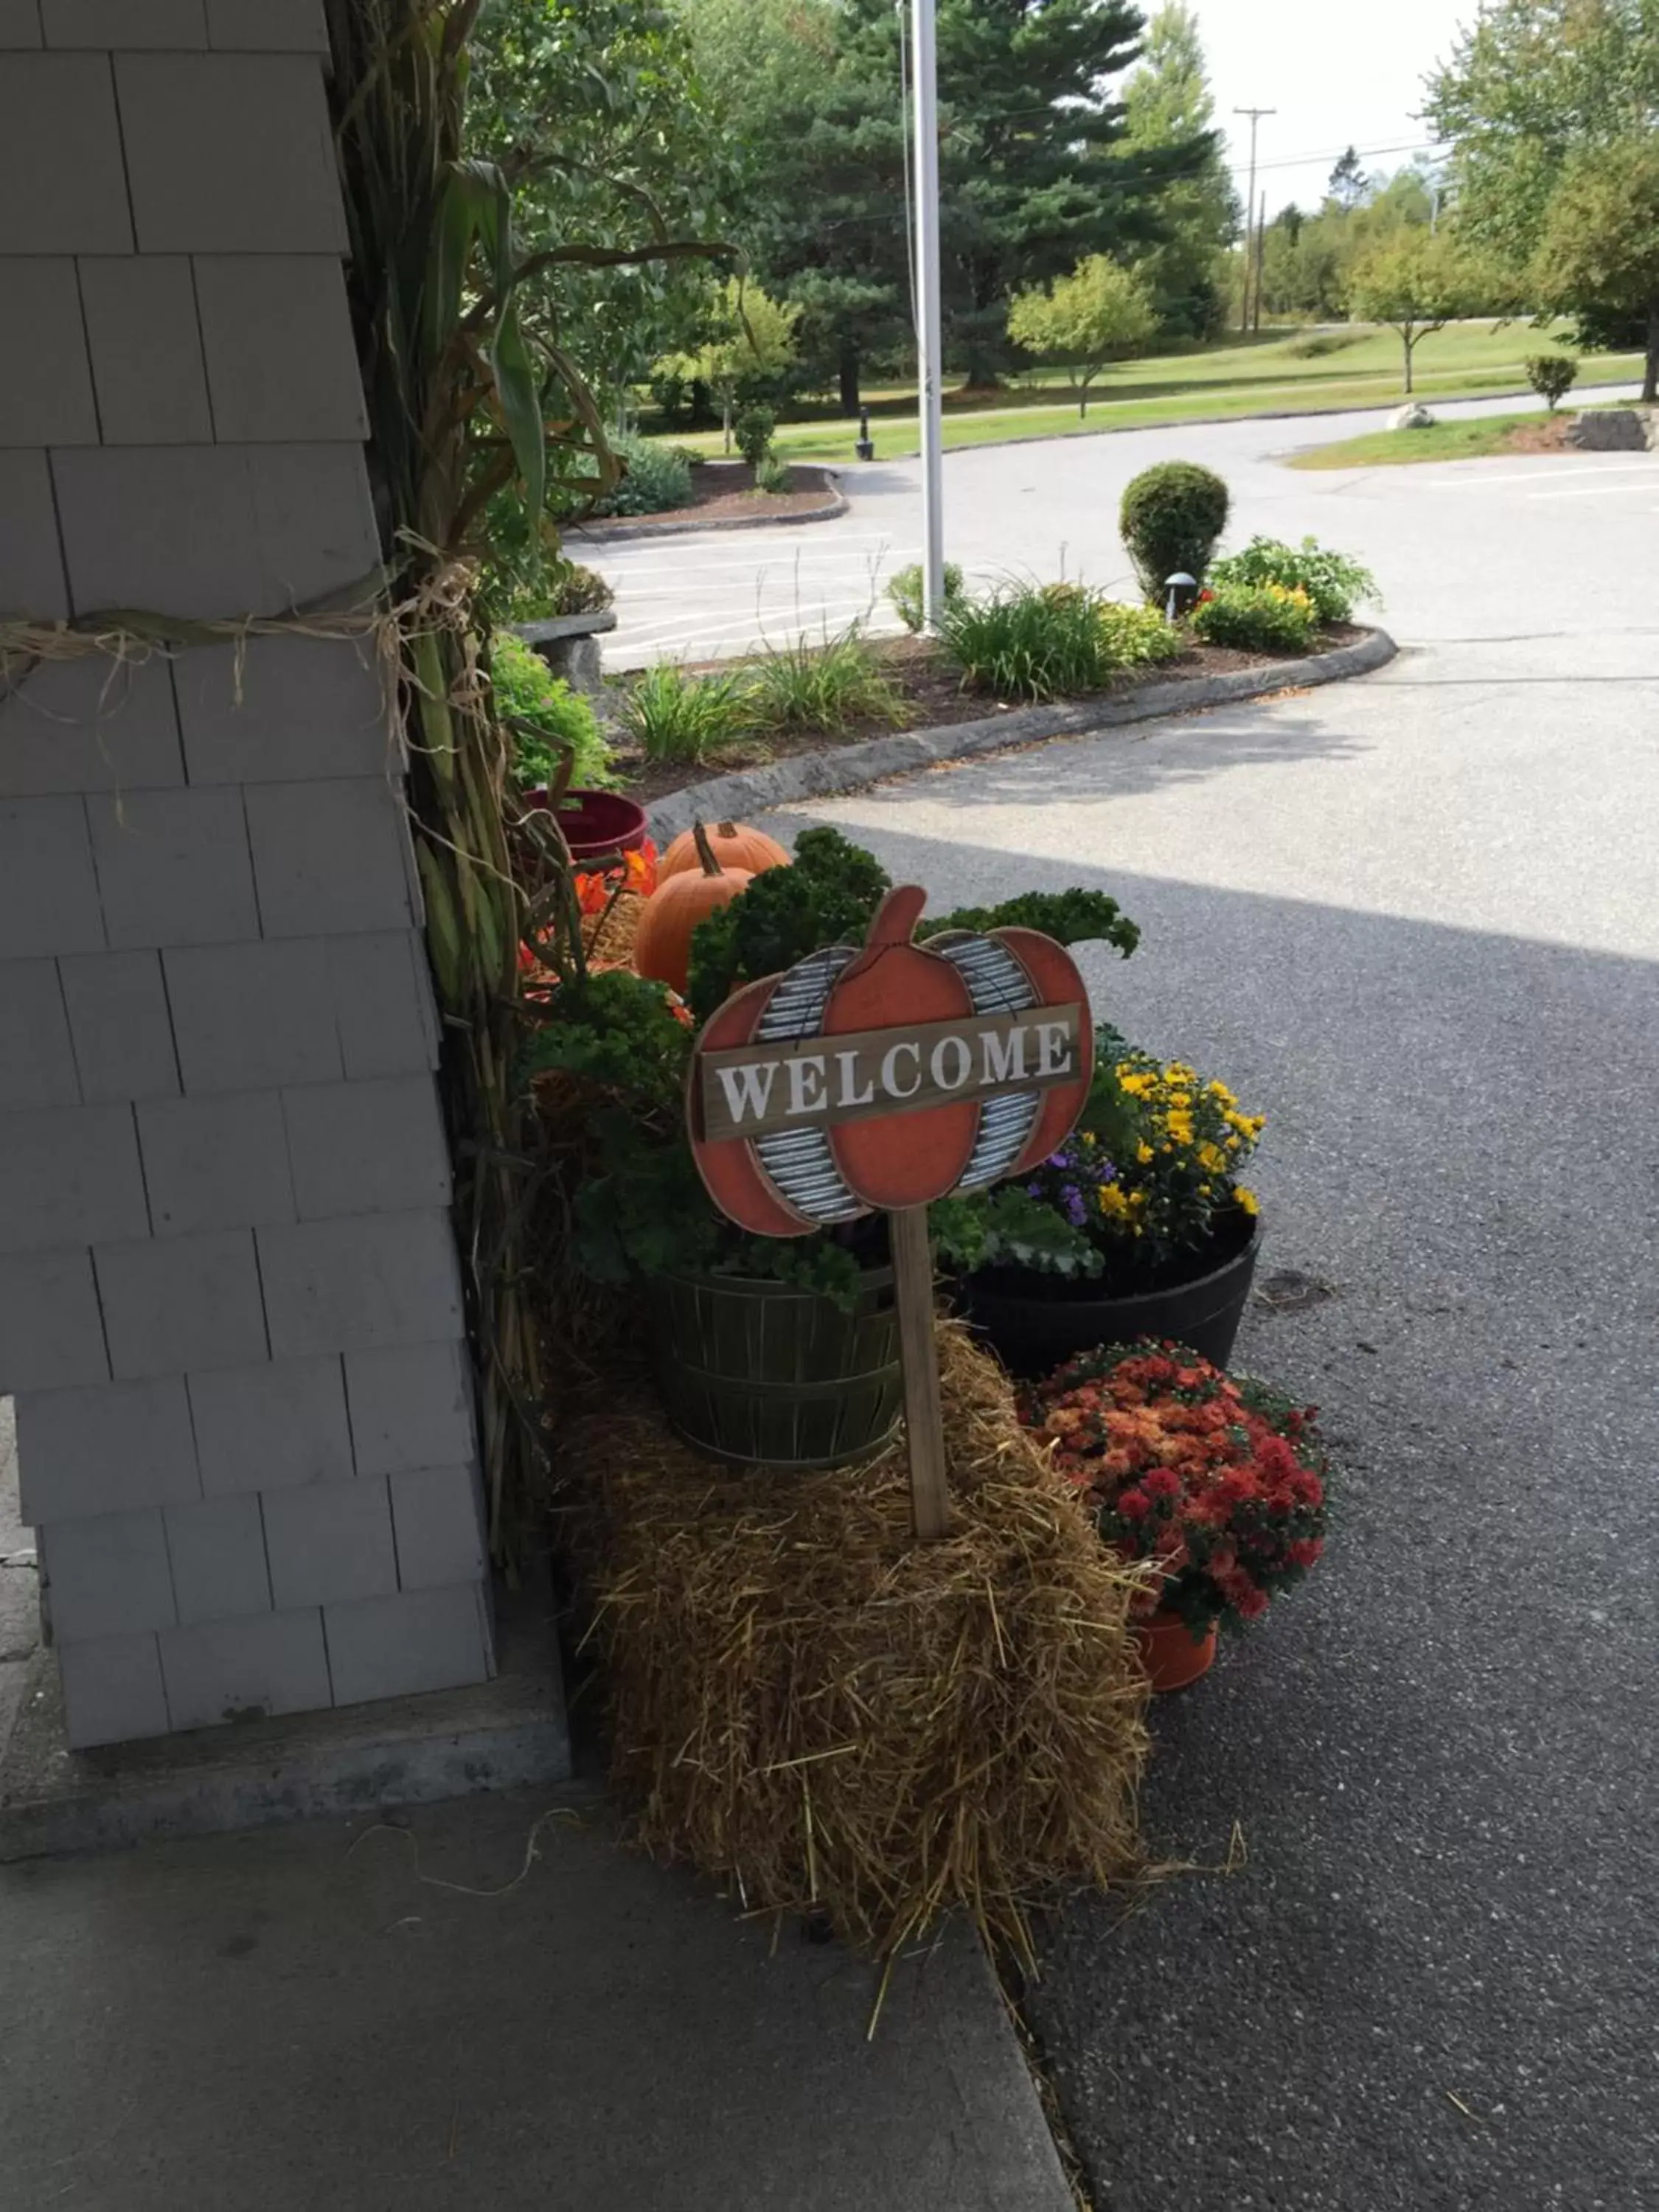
xmin=1504 ymin=415 xmax=1575 ymax=455
xmin=577 ymin=458 xmax=839 ymax=534
xmin=609 ymin=628 xmax=1362 ymax=806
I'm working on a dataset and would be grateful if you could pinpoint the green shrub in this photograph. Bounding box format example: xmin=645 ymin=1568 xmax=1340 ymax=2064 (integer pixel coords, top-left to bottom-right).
xmin=1119 ymin=460 xmax=1231 ymax=599
xmin=1525 ymin=352 xmax=1579 ymax=411
xmin=489 ymin=632 xmax=613 ymax=789
xmin=599 ymin=433 xmax=692 ymax=517
xmin=886 ymin=560 xmax=967 ymax=633
xmin=746 ymin=625 xmax=902 ymax=731
xmin=1097 ymin=600 xmax=1185 ymax=667
xmin=734 ymin=404 xmax=777 ymax=470
xmin=755 ymin=452 xmax=793 ymax=495
xmin=940 ymin=580 xmax=1176 ymax=699
xmin=547 ymin=560 xmax=614 ymax=615
xmin=940 ymin=583 xmax=1099 ymax=699
xmin=1189 ymin=581 xmax=1319 ymax=655
xmin=617 ymin=662 xmax=753 ymax=764
xmin=504 ymin=560 xmax=615 ymax=622
xmin=1206 ymin=535 xmax=1378 ymax=624
xmin=1288 ymin=330 xmax=1363 ymax=359
xmin=685 ymin=824 xmax=1140 ymax=1026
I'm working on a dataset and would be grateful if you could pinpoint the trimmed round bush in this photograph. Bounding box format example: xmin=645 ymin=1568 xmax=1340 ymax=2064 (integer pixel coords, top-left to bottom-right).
xmin=1119 ymin=461 xmax=1231 ymax=601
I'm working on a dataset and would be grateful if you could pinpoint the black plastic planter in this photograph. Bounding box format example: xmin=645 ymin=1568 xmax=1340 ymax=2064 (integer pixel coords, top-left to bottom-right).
xmin=956 ymin=1213 xmax=1264 ymax=1380
xmin=646 ymin=1265 xmax=904 ymax=1470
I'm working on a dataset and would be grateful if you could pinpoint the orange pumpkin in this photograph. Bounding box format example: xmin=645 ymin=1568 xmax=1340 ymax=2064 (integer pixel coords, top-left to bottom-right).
xmin=659 ymin=819 xmax=790 ymax=882
xmin=633 ymin=822 xmax=752 ymax=994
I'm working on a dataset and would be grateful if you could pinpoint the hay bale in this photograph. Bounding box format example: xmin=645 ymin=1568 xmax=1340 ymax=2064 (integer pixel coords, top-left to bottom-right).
xmin=580 ymin=888 xmax=643 ymax=967
xmin=568 ymin=1326 xmax=1151 ymax=1959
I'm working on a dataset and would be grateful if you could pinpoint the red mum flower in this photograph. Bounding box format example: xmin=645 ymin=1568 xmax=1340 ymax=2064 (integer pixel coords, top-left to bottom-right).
xmin=1022 ymin=1338 xmax=1329 ymax=1630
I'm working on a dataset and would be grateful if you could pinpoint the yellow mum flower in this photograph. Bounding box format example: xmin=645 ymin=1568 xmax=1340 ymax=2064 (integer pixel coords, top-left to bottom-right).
xmin=1135 ymin=1141 xmax=1154 ymax=1165
xmin=1235 ymin=1185 xmax=1259 ymax=1216
xmin=1197 ymin=1141 xmax=1226 ymax=1174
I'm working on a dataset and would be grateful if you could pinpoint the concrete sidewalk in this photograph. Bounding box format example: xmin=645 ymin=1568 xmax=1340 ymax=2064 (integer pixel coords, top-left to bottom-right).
xmin=0 ymin=1423 xmax=1071 ymax=2212
xmin=0 ymin=1778 xmax=1072 ymax=2212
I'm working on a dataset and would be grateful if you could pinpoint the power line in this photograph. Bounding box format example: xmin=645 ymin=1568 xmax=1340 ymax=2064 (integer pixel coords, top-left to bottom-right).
xmin=1225 ymin=137 xmax=1444 ymax=179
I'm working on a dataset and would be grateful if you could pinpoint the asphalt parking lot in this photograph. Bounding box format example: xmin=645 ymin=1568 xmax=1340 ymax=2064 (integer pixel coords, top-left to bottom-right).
xmin=729 ymin=393 xmax=1659 ymax=2209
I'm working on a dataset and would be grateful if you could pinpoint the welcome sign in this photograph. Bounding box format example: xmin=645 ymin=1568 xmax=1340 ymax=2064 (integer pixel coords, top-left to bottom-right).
xmin=698 ymin=1004 xmax=1083 ymax=1144
xmin=686 ymin=884 xmax=1094 ymax=1540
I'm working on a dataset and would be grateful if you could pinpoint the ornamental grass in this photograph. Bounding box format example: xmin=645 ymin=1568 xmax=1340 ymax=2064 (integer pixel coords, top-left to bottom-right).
xmin=560 ymin=1326 xmax=1152 ymax=1964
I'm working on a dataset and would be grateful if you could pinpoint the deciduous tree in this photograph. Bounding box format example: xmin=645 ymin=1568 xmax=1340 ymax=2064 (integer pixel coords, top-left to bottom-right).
xmin=667 ymin=277 xmax=803 ymax=448
xmin=469 ymin=0 xmax=737 ymax=408
xmin=1345 ymin=230 xmax=1491 ymax=392
xmin=1008 ymin=257 xmax=1157 ymax=412
xmin=1533 ymin=135 xmax=1659 ymax=400
xmin=1425 ymin=0 xmax=1659 ymax=271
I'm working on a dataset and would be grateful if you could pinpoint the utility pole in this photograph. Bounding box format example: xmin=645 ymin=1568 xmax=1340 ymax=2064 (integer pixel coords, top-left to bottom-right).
xmin=1233 ymin=106 xmax=1275 ymax=335
xmin=1253 ymin=190 xmax=1267 ymax=332
xmin=912 ymin=0 xmax=946 ymax=628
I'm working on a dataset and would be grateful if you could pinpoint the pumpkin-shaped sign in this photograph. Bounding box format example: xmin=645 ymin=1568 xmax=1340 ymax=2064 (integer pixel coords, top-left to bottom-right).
xmin=689 ymin=885 xmax=1093 ymax=1237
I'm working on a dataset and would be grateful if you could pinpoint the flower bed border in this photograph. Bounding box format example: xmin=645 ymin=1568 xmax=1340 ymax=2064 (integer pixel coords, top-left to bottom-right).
xmin=643 ymin=624 xmax=1397 ymax=843
xmin=571 ymin=464 xmax=848 ymax=544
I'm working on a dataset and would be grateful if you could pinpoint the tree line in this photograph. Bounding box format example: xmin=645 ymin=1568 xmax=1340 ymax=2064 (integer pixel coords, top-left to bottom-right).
xmin=469 ymin=0 xmax=1239 ymax=418
xmin=465 ymin=0 xmax=1659 ymax=422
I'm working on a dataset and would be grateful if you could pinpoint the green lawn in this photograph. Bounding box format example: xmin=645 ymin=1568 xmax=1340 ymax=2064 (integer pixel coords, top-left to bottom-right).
xmin=1287 ymin=411 xmax=1552 ymax=470
xmin=660 ymin=322 xmax=1643 ymax=465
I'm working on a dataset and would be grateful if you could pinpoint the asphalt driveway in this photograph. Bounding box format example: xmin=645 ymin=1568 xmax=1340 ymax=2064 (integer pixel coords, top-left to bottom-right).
xmin=751 ymin=413 xmax=1659 ymax=2208
xmin=586 ymin=384 xmax=1649 ymax=666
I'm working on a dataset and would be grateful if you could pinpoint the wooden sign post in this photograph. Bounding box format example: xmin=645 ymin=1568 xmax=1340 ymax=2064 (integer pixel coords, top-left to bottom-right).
xmin=687 ymin=886 xmax=1093 ymax=1539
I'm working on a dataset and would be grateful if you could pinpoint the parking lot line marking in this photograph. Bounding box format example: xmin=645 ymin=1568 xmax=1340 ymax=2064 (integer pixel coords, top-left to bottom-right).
xmin=1527 ymin=478 xmax=1659 ymax=500
xmin=1420 ymin=460 xmax=1659 ymax=490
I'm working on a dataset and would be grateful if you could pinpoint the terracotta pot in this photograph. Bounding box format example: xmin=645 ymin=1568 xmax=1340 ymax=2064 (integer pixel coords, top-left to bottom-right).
xmin=1135 ymin=1607 xmax=1217 ymax=1692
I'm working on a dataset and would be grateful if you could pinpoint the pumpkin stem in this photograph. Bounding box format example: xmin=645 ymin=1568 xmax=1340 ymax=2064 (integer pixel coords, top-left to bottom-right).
xmin=864 ymin=884 xmax=928 ymax=949
xmin=692 ymin=820 xmax=723 ymax=877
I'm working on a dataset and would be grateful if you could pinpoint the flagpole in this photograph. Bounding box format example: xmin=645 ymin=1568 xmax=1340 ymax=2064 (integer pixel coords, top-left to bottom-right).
xmin=911 ymin=0 xmax=946 ymax=628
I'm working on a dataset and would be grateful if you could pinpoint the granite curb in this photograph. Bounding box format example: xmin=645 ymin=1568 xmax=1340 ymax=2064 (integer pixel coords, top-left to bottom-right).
xmin=644 ymin=625 xmax=1398 ymax=844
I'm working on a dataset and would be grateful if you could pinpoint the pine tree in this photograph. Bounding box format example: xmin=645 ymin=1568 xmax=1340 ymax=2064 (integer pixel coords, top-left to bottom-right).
xmin=1328 ymin=145 xmax=1371 ymax=212
xmin=1119 ymin=2 xmax=1239 ymax=338
xmin=682 ymin=0 xmax=1179 ymax=400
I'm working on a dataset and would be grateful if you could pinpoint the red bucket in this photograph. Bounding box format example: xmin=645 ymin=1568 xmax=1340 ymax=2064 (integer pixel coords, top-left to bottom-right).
xmin=524 ymin=787 xmax=649 ymax=863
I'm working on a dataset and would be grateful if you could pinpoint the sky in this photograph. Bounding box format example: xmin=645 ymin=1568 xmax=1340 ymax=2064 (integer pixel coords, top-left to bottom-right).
xmin=1186 ymin=0 xmax=1475 ymax=213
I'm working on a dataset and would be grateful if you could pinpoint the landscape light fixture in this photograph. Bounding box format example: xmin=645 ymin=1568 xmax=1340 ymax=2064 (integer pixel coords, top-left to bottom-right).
xmin=1165 ymin=571 xmax=1198 ymax=621
xmin=856 ymin=406 xmax=875 ymax=462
